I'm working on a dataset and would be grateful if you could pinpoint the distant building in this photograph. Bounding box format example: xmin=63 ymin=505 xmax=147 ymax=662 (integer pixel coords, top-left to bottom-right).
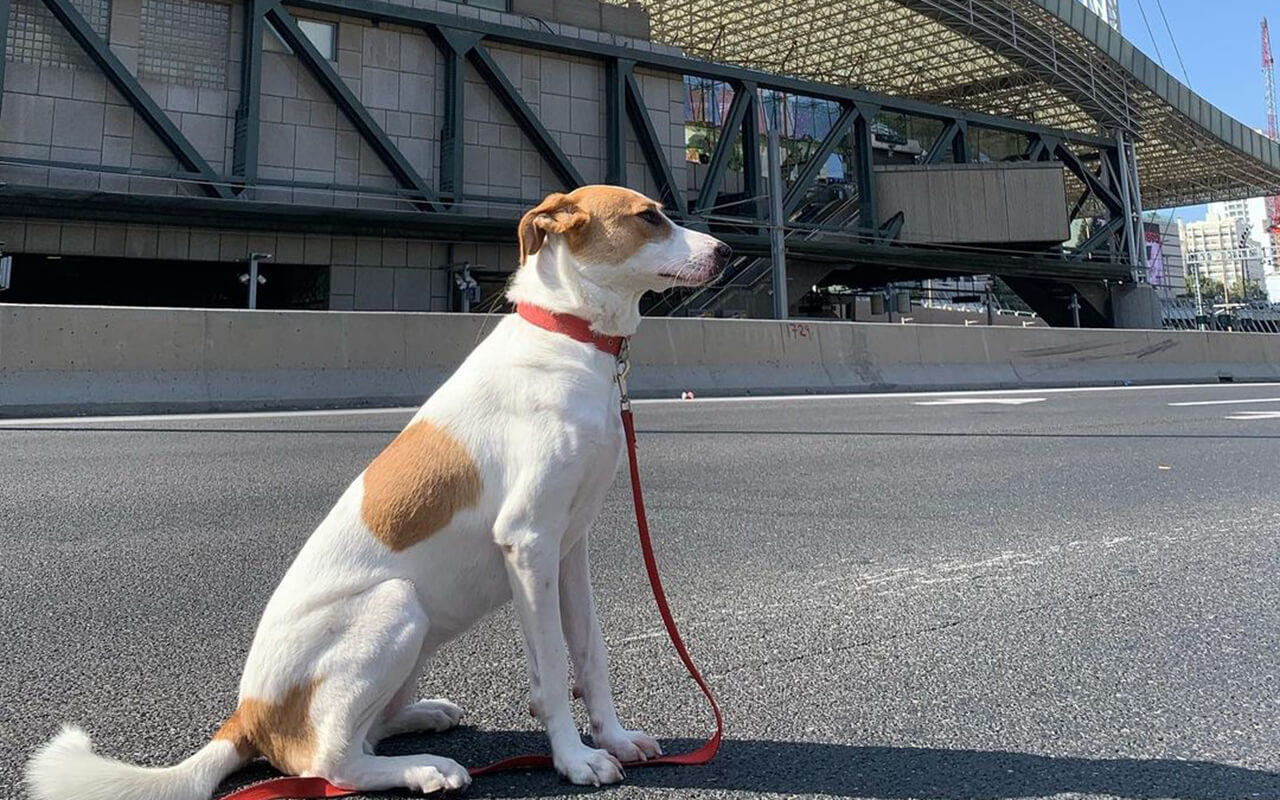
xmin=1207 ymin=198 xmax=1280 ymax=303
xmin=1178 ymin=216 xmax=1267 ymax=300
xmin=1207 ymin=198 xmax=1279 ymax=270
xmin=1078 ymin=0 xmax=1121 ymax=31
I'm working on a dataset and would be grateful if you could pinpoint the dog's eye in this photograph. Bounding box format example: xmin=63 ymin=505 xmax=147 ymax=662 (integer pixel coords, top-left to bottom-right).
xmin=636 ymin=208 xmax=664 ymax=226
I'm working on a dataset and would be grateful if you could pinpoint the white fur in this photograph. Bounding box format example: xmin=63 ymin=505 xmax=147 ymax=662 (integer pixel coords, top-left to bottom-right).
xmin=24 ymin=186 xmax=729 ymax=798
xmin=25 ymin=725 xmax=245 ymax=800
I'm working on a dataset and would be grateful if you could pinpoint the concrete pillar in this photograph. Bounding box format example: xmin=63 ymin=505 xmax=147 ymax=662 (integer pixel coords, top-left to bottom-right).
xmin=1109 ymin=283 xmax=1162 ymax=329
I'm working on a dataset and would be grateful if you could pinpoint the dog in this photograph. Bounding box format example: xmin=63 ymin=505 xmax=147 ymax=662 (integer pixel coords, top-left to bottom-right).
xmin=26 ymin=185 xmax=732 ymax=800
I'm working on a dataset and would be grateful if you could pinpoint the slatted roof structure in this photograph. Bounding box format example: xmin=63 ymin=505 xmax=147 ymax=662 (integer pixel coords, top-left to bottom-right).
xmin=621 ymin=0 xmax=1280 ymax=209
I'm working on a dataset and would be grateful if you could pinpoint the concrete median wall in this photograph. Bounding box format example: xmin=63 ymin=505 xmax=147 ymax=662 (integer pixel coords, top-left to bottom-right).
xmin=3 ymin=304 xmax=1279 ymax=416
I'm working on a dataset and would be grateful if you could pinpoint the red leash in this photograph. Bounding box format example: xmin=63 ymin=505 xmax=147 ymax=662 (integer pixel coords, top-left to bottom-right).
xmin=220 ymin=405 xmax=721 ymax=799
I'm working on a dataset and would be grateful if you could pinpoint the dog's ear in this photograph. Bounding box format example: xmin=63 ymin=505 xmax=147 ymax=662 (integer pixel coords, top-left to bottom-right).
xmin=518 ymin=193 xmax=589 ymax=264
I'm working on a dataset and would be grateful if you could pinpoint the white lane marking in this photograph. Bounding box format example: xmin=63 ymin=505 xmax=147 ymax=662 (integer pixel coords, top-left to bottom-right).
xmin=1225 ymin=411 xmax=1280 ymax=420
xmin=2 ymin=381 xmax=1279 ymax=426
xmin=640 ymin=381 xmax=1280 ymax=405
xmin=1168 ymin=397 xmax=1280 ymax=407
xmin=914 ymin=397 xmax=1046 ymax=406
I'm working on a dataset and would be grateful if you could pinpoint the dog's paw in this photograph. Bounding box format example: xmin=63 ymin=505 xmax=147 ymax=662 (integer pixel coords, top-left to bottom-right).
xmin=594 ymin=727 xmax=663 ymax=763
xmin=400 ymin=698 xmax=464 ymax=732
xmin=406 ymin=756 xmax=471 ymax=794
xmin=553 ymin=744 xmax=625 ymax=786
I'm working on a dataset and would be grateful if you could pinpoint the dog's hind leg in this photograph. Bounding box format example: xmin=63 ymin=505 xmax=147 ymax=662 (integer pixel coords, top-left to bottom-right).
xmin=306 ymin=579 xmax=471 ymax=794
xmin=370 ymin=697 xmax=464 ymax=742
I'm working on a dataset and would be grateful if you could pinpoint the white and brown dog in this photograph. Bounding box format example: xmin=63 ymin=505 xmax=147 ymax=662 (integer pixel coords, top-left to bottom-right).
xmin=26 ymin=185 xmax=731 ymax=800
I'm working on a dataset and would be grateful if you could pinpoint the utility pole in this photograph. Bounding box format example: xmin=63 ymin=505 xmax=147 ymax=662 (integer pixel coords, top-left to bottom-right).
xmin=1190 ymin=252 xmax=1206 ymax=329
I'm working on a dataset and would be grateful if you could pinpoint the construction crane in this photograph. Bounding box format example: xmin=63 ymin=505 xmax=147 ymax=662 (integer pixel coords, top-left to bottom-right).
xmin=1264 ymin=18 xmax=1280 ymax=234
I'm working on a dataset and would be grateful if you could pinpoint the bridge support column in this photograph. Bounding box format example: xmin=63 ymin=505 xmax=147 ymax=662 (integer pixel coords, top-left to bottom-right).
xmin=1110 ymin=283 xmax=1162 ymax=329
xmin=1114 ymin=129 xmax=1148 ymax=283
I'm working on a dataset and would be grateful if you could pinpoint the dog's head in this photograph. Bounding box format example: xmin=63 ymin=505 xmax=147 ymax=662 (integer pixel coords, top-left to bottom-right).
xmin=517 ymin=186 xmax=731 ymax=292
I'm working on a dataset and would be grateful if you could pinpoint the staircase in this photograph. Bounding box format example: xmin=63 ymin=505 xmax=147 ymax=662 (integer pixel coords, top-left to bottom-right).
xmin=644 ymin=184 xmax=864 ymax=317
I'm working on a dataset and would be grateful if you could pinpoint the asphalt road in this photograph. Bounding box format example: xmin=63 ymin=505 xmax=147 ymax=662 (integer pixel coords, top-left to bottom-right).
xmin=4 ymin=383 xmax=1280 ymax=800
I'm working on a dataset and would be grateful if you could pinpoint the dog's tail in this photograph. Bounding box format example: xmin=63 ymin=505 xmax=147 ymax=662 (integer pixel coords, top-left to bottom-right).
xmin=25 ymin=723 xmax=252 ymax=800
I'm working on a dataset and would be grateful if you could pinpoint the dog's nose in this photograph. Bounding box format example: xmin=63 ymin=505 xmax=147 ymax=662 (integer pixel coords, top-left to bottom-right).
xmin=714 ymin=242 xmax=732 ymax=262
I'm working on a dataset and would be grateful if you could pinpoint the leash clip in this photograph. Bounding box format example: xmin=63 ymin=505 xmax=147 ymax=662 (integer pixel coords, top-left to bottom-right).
xmin=616 ymin=338 xmax=632 ymax=412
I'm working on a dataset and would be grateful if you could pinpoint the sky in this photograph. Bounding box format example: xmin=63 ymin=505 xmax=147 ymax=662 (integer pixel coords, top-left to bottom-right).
xmin=1113 ymin=0 xmax=1272 ymax=220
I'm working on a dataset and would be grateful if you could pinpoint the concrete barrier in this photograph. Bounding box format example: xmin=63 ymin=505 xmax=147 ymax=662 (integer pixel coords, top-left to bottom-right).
xmin=3 ymin=304 xmax=1279 ymax=416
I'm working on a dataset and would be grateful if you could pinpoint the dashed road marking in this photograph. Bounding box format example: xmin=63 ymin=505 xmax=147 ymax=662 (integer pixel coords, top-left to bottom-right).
xmin=1169 ymin=397 xmax=1280 ymax=407
xmin=914 ymin=397 xmax=1046 ymax=406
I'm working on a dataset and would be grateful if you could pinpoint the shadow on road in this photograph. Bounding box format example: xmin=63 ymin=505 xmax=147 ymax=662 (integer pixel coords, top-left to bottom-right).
xmin=215 ymin=729 xmax=1280 ymax=799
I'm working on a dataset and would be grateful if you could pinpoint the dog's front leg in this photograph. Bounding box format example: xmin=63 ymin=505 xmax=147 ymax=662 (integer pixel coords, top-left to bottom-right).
xmin=503 ymin=532 xmax=625 ymax=785
xmin=560 ymin=539 xmax=662 ymax=762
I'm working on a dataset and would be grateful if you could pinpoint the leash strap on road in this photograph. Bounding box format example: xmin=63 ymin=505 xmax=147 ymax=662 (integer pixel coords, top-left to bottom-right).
xmin=219 ymin=408 xmax=721 ymax=800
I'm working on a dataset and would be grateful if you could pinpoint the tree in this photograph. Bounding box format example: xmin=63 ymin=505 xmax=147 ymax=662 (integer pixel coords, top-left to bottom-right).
xmin=1193 ymin=275 xmax=1224 ymax=300
xmin=1227 ymin=279 xmax=1267 ymax=301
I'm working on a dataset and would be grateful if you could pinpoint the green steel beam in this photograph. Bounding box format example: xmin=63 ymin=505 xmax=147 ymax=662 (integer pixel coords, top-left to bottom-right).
xmin=38 ymin=0 xmax=231 ymax=198
xmin=265 ymin=2 xmax=442 ymax=211
xmin=740 ymin=87 xmax=762 ymax=221
xmin=782 ymin=104 xmax=857 ymax=216
xmin=1069 ymin=217 xmax=1125 ymax=260
xmin=853 ymin=103 xmax=879 ymax=235
xmin=623 ymin=69 xmax=686 ymax=216
xmin=923 ymin=120 xmax=963 ymax=165
xmin=1067 ymin=185 xmax=1092 ymax=220
xmin=232 ymin=0 xmax=265 ymax=188
xmin=433 ymin=28 xmax=483 ymax=205
xmin=694 ymin=82 xmax=754 ymax=216
xmin=1055 ymin=141 xmax=1124 ymax=215
xmin=605 ymin=58 xmax=627 ymax=186
xmin=1024 ymin=135 xmax=1047 ymax=162
xmin=878 ymin=211 xmax=905 ymax=242
xmin=951 ymin=120 xmax=969 ymax=164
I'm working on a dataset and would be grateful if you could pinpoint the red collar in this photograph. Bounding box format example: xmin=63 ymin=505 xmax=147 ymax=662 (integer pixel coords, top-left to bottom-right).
xmin=516 ymin=304 xmax=627 ymax=357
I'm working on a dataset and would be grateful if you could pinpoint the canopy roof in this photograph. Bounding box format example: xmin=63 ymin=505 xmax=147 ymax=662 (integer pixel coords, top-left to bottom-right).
xmin=628 ymin=0 xmax=1280 ymax=209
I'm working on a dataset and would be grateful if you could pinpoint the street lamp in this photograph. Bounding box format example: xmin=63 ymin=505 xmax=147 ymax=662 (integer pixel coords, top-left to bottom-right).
xmin=242 ymin=252 xmax=273 ymax=310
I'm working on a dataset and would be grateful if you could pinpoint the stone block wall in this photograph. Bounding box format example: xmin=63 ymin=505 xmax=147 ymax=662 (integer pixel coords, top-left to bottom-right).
xmin=0 ymin=0 xmax=685 ymax=310
xmin=1 ymin=0 xmax=684 ymax=207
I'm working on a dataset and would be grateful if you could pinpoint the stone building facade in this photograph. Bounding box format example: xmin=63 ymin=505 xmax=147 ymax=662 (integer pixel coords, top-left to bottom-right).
xmin=0 ymin=0 xmax=686 ymax=310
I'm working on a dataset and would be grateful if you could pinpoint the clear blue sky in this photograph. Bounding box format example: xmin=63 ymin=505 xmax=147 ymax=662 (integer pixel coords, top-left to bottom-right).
xmin=1116 ymin=0 xmax=1271 ymax=218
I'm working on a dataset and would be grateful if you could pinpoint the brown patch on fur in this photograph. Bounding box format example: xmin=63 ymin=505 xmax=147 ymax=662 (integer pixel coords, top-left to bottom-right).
xmin=214 ymin=679 xmax=322 ymax=773
xmin=213 ymin=710 xmax=257 ymax=760
xmin=361 ymin=420 xmax=482 ymax=551
xmin=517 ymin=186 xmax=670 ymax=266
xmin=518 ymin=192 xmax=590 ymax=264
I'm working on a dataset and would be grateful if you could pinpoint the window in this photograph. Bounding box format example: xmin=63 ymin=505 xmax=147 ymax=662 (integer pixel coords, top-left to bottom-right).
xmin=6 ymin=0 xmax=110 ymax=70
xmin=139 ymin=0 xmax=230 ymax=88
xmin=263 ymin=18 xmax=336 ymax=61
xmin=297 ymin=19 xmax=336 ymax=60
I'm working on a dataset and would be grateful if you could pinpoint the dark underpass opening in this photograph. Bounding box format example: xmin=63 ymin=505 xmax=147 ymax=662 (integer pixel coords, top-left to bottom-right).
xmin=0 ymin=255 xmax=330 ymax=310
